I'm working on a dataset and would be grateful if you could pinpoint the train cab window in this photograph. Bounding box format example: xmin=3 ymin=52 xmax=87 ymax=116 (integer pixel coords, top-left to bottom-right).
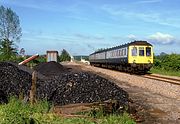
xmin=132 ymin=47 xmax=137 ymax=56
xmin=139 ymin=47 xmax=144 ymax=56
xmin=146 ymin=47 xmax=151 ymax=56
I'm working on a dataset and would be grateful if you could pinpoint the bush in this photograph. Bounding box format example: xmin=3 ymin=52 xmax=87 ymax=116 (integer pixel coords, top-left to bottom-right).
xmin=59 ymin=49 xmax=71 ymax=62
xmin=153 ymin=53 xmax=180 ymax=72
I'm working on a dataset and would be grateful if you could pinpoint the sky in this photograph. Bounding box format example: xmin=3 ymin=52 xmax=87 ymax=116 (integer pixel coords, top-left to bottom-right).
xmin=0 ymin=0 xmax=180 ymax=55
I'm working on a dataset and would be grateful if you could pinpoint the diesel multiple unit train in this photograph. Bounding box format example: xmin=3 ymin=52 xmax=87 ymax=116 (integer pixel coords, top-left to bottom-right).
xmin=89 ymin=41 xmax=153 ymax=73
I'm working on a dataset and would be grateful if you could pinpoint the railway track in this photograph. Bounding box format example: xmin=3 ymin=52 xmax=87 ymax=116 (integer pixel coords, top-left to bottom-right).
xmin=86 ymin=64 xmax=180 ymax=86
xmin=142 ymin=74 xmax=180 ymax=85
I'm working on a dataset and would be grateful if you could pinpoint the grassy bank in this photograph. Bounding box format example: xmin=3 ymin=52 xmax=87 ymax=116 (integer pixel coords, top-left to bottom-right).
xmin=151 ymin=54 xmax=180 ymax=77
xmin=150 ymin=67 xmax=180 ymax=77
xmin=0 ymin=97 xmax=135 ymax=124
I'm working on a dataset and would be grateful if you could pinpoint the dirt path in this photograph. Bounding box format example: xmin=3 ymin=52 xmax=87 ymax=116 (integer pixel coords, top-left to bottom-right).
xmin=62 ymin=62 xmax=180 ymax=124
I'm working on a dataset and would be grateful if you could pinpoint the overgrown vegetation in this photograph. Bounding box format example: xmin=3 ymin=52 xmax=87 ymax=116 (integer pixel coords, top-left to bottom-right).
xmin=59 ymin=49 xmax=71 ymax=62
xmin=0 ymin=97 xmax=135 ymax=124
xmin=0 ymin=39 xmax=17 ymax=61
xmin=0 ymin=97 xmax=51 ymax=124
xmin=151 ymin=53 xmax=180 ymax=76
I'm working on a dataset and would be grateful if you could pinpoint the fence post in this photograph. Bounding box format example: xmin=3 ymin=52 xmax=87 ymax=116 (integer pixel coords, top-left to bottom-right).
xmin=30 ymin=71 xmax=37 ymax=106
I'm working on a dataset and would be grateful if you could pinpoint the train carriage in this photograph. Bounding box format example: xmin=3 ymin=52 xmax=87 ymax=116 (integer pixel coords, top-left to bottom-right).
xmin=89 ymin=41 xmax=153 ymax=73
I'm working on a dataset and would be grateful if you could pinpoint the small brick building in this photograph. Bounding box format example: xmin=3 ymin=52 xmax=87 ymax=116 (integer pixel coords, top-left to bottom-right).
xmin=46 ymin=51 xmax=58 ymax=62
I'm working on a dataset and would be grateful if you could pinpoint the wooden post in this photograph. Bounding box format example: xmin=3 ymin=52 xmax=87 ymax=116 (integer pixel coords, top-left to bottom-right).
xmin=30 ymin=71 xmax=37 ymax=106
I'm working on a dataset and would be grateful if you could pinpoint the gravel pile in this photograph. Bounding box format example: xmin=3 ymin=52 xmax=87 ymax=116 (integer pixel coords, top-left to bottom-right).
xmin=0 ymin=62 xmax=32 ymax=98
xmin=39 ymin=72 xmax=129 ymax=106
xmin=34 ymin=61 xmax=68 ymax=76
xmin=0 ymin=62 xmax=129 ymax=107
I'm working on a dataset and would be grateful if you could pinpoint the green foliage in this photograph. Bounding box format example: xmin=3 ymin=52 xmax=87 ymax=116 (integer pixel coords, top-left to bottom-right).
xmin=0 ymin=97 xmax=135 ymax=124
xmin=153 ymin=53 xmax=180 ymax=72
xmin=150 ymin=68 xmax=180 ymax=76
xmin=151 ymin=53 xmax=180 ymax=76
xmin=59 ymin=49 xmax=71 ymax=62
xmin=0 ymin=97 xmax=94 ymax=124
xmin=0 ymin=5 xmax=22 ymax=42
xmin=37 ymin=55 xmax=46 ymax=63
xmin=0 ymin=39 xmax=17 ymax=61
xmin=0 ymin=5 xmax=22 ymax=61
xmin=100 ymin=113 xmax=135 ymax=124
xmin=26 ymin=55 xmax=46 ymax=65
xmin=0 ymin=97 xmax=50 ymax=124
xmin=95 ymin=48 xmax=106 ymax=52
xmin=15 ymin=55 xmax=46 ymax=64
xmin=15 ymin=56 xmax=26 ymax=63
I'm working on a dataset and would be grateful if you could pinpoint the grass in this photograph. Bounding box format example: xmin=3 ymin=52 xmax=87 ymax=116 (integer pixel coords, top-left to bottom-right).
xmin=0 ymin=97 xmax=136 ymax=124
xmin=100 ymin=113 xmax=135 ymax=124
xmin=150 ymin=67 xmax=180 ymax=77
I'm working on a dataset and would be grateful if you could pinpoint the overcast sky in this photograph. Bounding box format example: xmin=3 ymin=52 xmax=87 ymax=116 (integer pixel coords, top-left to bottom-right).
xmin=1 ymin=0 xmax=180 ymax=55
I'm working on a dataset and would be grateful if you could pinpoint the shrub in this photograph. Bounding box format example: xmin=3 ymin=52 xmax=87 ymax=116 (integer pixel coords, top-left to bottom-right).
xmin=153 ymin=53 xmax=180 ymax=72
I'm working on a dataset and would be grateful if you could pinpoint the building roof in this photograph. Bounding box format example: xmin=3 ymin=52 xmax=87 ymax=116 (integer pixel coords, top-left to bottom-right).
xmin=46 ymin=51 xmax=58 ymax=53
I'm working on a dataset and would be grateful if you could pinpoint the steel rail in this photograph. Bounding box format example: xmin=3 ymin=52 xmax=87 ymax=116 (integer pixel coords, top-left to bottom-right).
xmin=142 ymin=74 xmax=180 ymax=86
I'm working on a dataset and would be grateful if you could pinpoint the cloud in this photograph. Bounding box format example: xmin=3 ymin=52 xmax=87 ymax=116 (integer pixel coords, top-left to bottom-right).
xmin=74 ymin=33 xmax=104 ymax=40
xmin=101 ymin=4 xmax=180 ymax=28
xmin=127 ymin=34 xmax=137 ymax=40
xmin=75 ymin=34 xmax=91 ymax=39
xmin=148 ymin=32 xmax=175 ymax=44
xmin=0 ymin=0 xmax=76 ymax=13
xmin=136 ymin=0 xmax=162 ymax=4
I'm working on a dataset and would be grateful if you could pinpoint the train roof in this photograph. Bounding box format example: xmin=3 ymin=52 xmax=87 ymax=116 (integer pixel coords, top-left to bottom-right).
xmin=129 ymin=41 xmax=152 ymax=46
xmin=90 ymin=41 xmax=152 ymax=55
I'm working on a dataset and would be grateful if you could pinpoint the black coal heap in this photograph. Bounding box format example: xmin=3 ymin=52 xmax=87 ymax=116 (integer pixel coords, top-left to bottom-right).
xmin=0 ymin=62 xmax=129 ymax=106
xmin=34 ymin=61 xmax=67 ymax=76
xmin=0 ymin=62 xmax=32 ymax=98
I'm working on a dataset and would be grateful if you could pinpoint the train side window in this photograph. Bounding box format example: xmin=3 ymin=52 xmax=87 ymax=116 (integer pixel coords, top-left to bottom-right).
xmin=132 ymin=47 xmax=137 ymax=56
xmin=124 ymin=49 xmax=126 ymax=56
xmin=139 ymin=47 xmax=144 ymax=56
xmin=116 ymin=50 xmax=118 ymax=56
xmin=146 ymin=47 xmax=151 ymax=56
xmin=121 ymin=49 xmax=123 ymax=56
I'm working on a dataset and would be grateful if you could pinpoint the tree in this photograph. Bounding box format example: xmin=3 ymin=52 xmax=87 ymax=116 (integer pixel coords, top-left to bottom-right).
xmin=95 ymin=48 xmax=106 ymax=52
xmin=0 ymin=5 xmax=22 ymax=60
xmin=59 ymin=49 xmax=71 ymax=62
xmin=0 ymin=39 xmax=17 ymax=61
xmin=19 ymin=48 xmax=25 ymax=56
xmin=0 ymin=5 xmax=22 ymax=42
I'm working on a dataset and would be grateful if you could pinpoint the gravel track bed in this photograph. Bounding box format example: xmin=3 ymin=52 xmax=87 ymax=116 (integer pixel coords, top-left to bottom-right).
xmin=64 ymin=62 xmax=180 ymax=123
xmin=83 ymin=65 xmax=180 ymax=100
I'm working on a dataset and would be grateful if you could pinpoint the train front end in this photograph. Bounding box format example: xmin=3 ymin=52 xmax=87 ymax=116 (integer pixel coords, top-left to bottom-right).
xmin=128 ymin=41 xmax=153 ymax=72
